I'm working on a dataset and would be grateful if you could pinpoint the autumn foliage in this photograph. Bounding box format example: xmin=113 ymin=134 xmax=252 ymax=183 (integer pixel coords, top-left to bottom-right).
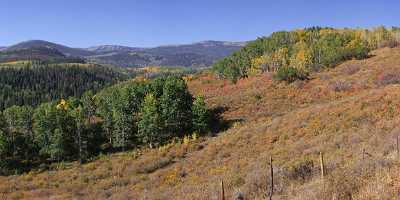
xmin=213 ymin=26 xmax=400 ymax=82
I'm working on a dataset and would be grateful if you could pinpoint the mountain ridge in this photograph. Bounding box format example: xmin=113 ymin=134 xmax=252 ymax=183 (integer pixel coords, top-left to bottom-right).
xmin=1 ymin=40 xmax=246 ymax=67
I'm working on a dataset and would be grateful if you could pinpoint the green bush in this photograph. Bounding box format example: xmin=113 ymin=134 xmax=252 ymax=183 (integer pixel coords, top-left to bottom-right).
xmin=273 ymin=67 xmax=309 ymax=83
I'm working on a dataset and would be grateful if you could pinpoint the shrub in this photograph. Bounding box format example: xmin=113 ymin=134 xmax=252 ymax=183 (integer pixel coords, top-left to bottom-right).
xmin=328 ymin=80 xmax=352 ymax=92
xmin=324 ymin=168 xmax=361 ymax=199
xmin=136 ymin=156 xmax=174 ymax=174
xmin=376 ymin=69 xmax=400 ymax=86
xmin=341 ymin=64 xmax=361 ymax=75
xmin=273 ymin=67 xmax=309 ymax=83
xmin=284 ymin=158 xmax=314 ymax=181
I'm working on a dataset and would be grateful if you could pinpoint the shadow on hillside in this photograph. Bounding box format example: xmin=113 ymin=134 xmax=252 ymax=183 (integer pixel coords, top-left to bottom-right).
xmin=209 ymin=106 xmax=244 ymax=136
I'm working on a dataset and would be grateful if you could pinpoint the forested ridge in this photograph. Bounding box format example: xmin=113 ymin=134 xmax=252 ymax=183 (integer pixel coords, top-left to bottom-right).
xmin=0 ymin=62 xmax=126 ymax=110
xmin=213 ymin=26 xmax=400 ymax=82
xmin=0 ymin=76 xmax=211 ymax=174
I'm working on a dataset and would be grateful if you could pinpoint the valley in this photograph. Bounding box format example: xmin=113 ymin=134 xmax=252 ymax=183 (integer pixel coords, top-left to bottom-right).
xmin=2 ymin=45 xmax=400 ymax=199
xmin=2 ymin=1 xmax=400 ymax=199
xmin=1 ymin=26 xmax=400 ymax=199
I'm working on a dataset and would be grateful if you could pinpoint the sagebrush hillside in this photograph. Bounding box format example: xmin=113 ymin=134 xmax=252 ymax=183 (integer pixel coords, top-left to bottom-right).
xmin=2 ymin=47 xmax=400 ymax=199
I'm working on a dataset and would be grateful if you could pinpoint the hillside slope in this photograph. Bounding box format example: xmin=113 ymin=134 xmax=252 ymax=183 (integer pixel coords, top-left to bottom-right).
xmin=2 ymin=47 xmax=400 ymax=199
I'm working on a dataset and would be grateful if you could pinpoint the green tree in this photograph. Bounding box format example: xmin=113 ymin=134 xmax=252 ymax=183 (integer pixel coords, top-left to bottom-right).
xmin=70 ymin=105 xmax=87 ymax=163
xmin=33 ymin=100 xmax=76 ymax=161
xmin=95 ymin=92 xmax=114 ymax=149
xmin=0 ymin=111 xmax=6 ymax=132
xmin=33 ymin=102 xmax=57 ymax=158
xmin=0 ymin=129 xmax=9 ymax=160
xmin=111 ymin=83 xmax=146 ymax=150
xmin=138 ymin=94 xmax=163 ymax=148
xmin=70 ymin=95 xmax=106 ymax=161
xmin=49 ymin=129 xmax=65 ymax=162
xmin=2 ymin=106 xmax=34 ymax=160
xmin=160 ymin=77 xmax=193 ymax=138
xmin=147 ymin=77 xmax=166 ymax=99
xmin=3 ymin=106 xmax=33 ymax=136
xmin=192 ymin=96 xmax=211 ymax=134
xmin=0 ymin=130 xmax=10 ymax=173
xmin=52 ymin=100 xmax=76 ymax=161
xmin=0 ymin=112 xmax=6 ymax=157
xmin=81 ymin=91 xmax=96 ymax=124
xmin=111 ymin=88 xmax=134 ymax=151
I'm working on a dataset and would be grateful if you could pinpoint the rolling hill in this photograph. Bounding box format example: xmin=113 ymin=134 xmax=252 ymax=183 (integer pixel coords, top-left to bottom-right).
xmin=2 ymin=46 xmax=400 ymax=199
xmin=0 ymin=46 xmax=85 ymax=63
xmin=3 ymin=40 xmax=94 ymax=57
xmin=1 ymin=40 xmax=245 ymax=68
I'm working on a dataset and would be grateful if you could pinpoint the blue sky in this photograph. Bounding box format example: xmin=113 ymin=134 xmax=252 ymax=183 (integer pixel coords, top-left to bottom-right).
xmin=0 ymin=0 xmax=399 ymax=47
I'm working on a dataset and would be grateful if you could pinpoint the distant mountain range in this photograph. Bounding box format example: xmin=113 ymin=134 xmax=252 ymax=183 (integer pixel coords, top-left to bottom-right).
xmin=0 ymin=40 xmax=246 ymax=67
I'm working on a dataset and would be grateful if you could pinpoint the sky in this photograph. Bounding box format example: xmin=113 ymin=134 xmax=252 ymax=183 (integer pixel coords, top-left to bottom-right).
xmin=0 ymin=0 xmax=399 ymax=47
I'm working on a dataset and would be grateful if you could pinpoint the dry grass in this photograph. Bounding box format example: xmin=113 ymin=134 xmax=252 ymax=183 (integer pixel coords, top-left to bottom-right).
xmin=2 ymin=47 xmax=400 ymax=199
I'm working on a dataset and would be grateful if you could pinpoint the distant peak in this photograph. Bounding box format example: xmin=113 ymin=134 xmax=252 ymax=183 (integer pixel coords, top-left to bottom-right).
xmin=17 ymin=40 xmax=57 ymax=45
xmin=158 ymin=40 xmax=247 ymax=48
xmin=86 ymin=45 xmax=144 ymax=52
xmin=194 ymin=40 xmax=247 ymax=47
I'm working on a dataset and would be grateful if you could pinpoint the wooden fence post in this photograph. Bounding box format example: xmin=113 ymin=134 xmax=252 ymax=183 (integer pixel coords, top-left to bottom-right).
xmin=397 ymin=135 xmax=399 ymax=160
xmin=362 ymin=148 xmax=365 ymax=160
xmin=319 ymin=152 xmax=325 ymax=180
xmin=269 ymin=156 xmax=274 ymax=200
xmin=221 ymin=180 xmax=225 ymax=200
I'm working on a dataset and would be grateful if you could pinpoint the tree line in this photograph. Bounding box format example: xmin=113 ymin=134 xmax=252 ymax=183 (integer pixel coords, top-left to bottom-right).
xmin=213 ymin=26 xmax=400 ymax=82
xmin=0 ymin=76 xmax=211 ymax=175
xmin=0 ymin=61 xmax=125 ymax=110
